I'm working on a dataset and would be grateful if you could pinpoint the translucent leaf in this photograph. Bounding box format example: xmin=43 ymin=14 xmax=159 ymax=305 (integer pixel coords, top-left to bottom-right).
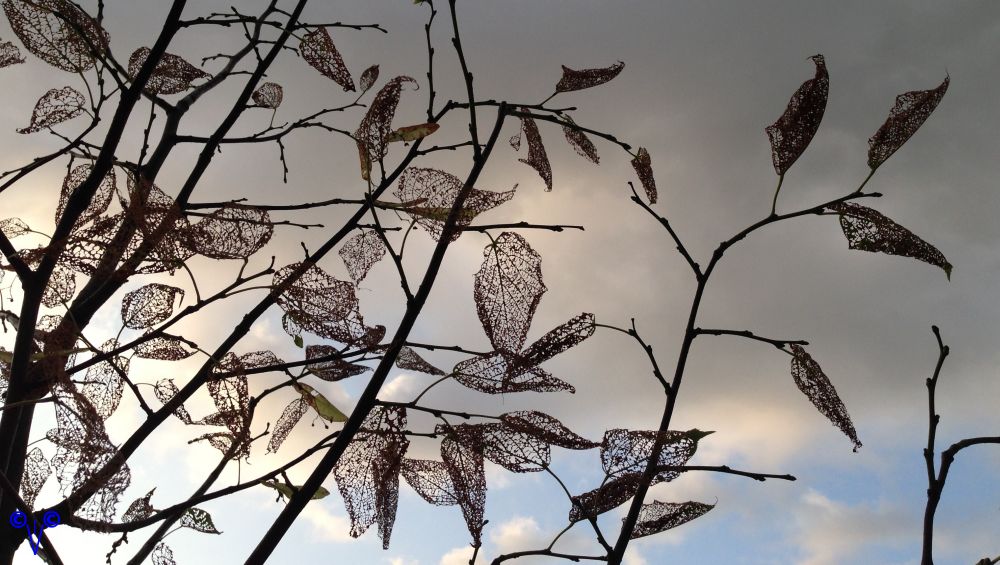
xmin=563 ymin=124 xmax=600 ymax=164
xmin=555 ymin=61 xmax=624 ymax=93
xmin=359 ymin=64 xmax=379 ymax=93
xmin=41 ymin=266 xmax=75 ymax=307
xmin=207 ymin=353 xmax=249 ymax=437
xmin=452 ymin=350 xmax=574 ymax=395
xmin=569 ymin=473 xmax=642 ymax=522
xmin=515 ymin=114 xmax=552 ymax=191
xmin=152 ymin=544 xmax=175 ymax=565
xmin=788 ymin=345 xmax=861 ymax=451
xmin=189 ymin=431 xmax=248 ymax=460
xmin=17 ymin=86 xmax=85 ymax=134
xmin=153 ymin=378 xmax=193 ymax=424
xmin=305 ymin=345 xmax=370 ymax=381
xmin=339 ymin=229 xmax=386 ymax=283
xmin=868 ymin=75 xmax=949 ymax=169
xmin=3 ymin=0 xmax=109 ymax=73
xmin=294 ymin=382 xmax=348 ymax=422
xmin=300 ymin=28 xmax=354 ymax=91
xmin=180 ymin=507 xmax=221 ymax=534
xmin=400 ymin=458 xmax=459 ymax=506
xmin=20 ymin=447 xmax=50 ymax=509
xmin=134 ymin=334 xmax=193 ymax=361
xmin=600 ymin=429 xmax=702 ymax=478
xmin=394 ymin=167 xmax=516 ymax=242
xmin=440 ymin=430 xmax=486 ymax=546
xmin=0 ymin=217 xmax=30 ymax=238
xmin=122 ymin=488 xmax=155 ymax=523
xmin=473 ymin=232 xmax=546 ymax=353
xmin=262 ymin=479 xmax=330 ymax=501
xmin=128 ymin=47 xmax=211 ymax=95
xmin=500 ymin=411 xmax=597 ymax=450
xmin=239 ymin=350 xmax=283 ymax=370
xmin=478 ymin=422 xmax=550 ymax=473
xmin=354 ymin=76 xmax=417 ymax=169
xmin=55 ymin=164 xmax=115 ymax=229
xmin=333 ymin=406 xmax=408 ymax=549
xmin=631 ymin=500 xmax=714 ymax=539
xmin=520 ymin=312 xmax=595 ymax=367
xmin=185 ymin=205 xmax=274 ymax=260
xmin=830 ymin=202 xmax=952 ymax=278
xmin=396 ymin=346 xmax=445 ymax=376
xmin=273 ymin=262 xmax=358 ymax=337
xmin=385 ymin=122 xmax=440 ymax=143
xmin=631 ymin=147 xmax=657 ymax=204
xmin=121 ymin=283 xmax=184 ymax=329
xmin=0 ymin=38 xmax=24 ymax=68
xmin=266 ymin=398 xmax=308 ymax=453
xmin=81 ymin=339 xmax=127 ymax=420
xmin=252 ymin=82 xmax=283 ymax=109
xmin=765 ymin=55 xmax=829 ymax=175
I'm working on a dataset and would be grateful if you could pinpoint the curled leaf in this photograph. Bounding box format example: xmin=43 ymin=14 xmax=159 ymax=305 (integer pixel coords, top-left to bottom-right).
xmin=569 ymin=473 xmax=642 ymax=522
xmin=355 ymin=76 xmax=417 ymax=171
xmin=765 ymin=55 xmax=829 ymax=175
xmin=563 ymin=124 xmax=600 ymax=164
xmin=631 ymin=147 xmax=657 ymax=204
xmin=631 ymin=500 xmax=714 ymax=539
xmin=521 ymin=312 xmax=595 ymax=367
xmin=395 ymin=346 xmax=445 ymax=376
xmin=830 ymin=202 xmax=952 ymax=278
xmin=441 ymin=430 xmax=486 ymax=546
xmin=0 ymin=38 xmax=24 ymax=68
xmin=128 ymin=47 xmax=211 ymax=95
xmin=262 ymin=480 xmax=330 ymax=501
xmin=300 ymin=27 xmax=354 ymax=91
xmin=868 ymin=75 xmax=949 ymax=169
xmin=555 ymin=61 xmax=624 ymax=93
xmin=294 ymin=382 xmax=348 ymax=422
xmin=385 ymin=122 xmax=440 ymax=143
xmin=18 ymin=86 xmax=85 ymax=134
xmin=122 ymin=488 xmax=156 ymax=523
xmin=252 ymin=82 xmax=283 ymax=109
xmin=516 ymin=114 xmax=552 ymax=191
xmin=789 ymin=344 xmax=861 ymax=451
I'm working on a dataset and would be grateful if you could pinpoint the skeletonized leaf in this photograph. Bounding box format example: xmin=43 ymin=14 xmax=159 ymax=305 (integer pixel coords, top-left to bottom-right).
xmin=274 ymin=262 xmax=358 ymax=338
xmin=396 ymin=346 xmax=445 ymax=376
xmin=41 ymin=266 xmax=75 ymax=307
xmin=601 ymin=429 xmax=704 ymax=478
xmin=0 ymin=39 xmax=24 ymax=68
xmin=262 ymin=480 xmax=330 ymax=501
xmin=18 ymin=86 xmax=85 ymax=134
xmin=394 ymin=167 xmax=516 ymax=242
xmin=500 ymin=411 xmax=597 ymax=450
xmin=208 ymin=353 xmax=250 ymax=438
xmin=185 ymin=205 xmax=274 ymax=260
xmin=385 ymin=122 xmax=440 ymax=143
xmin=266 ymin=398 xmax=308 ymax=453
xmin=830 ymin=202 xmax=952 ymax=279
xmin=765 ymin=55 xmax=829 ymax=175
xmin=300 ymin=28 xmax=354 ymax=91
xmin=359 ymin=64 xmax=379 ymax=93
xmin=0 ymin=218 xmax=30 ymax=238
xmin=631 ymin=500 xmax=714 ymax=539
xmin=3 ymin=0 xmax=109 ymax=72
xmin=305 ymin=344 xmax=371 ymax=381
xmin=189 ymin=431 xmax=249 ymax=460
xmin=452 ymin=351 xmax=574 ymax=395
xmin=153 ymin=379 xmax=193 ymax=424
xmin=55 ymin=164 xmax=115 ymax=229
xmin=521 ymin=312 xmax=595 ymax=367
xmin=480 ymin=423 xmax=550 ymax=473
xmin=152 ymin=544 xmax=175 ymax=565
xmin=121 ymin=283 xmax=183 ymax=329
xmin=569 ymin=473 xmax=642 ymax=522
xmin=563 ymin=124 xmax=600 ymax=164
xmin=180 ymin=507 xmax=221 ymax=534
xmin=441 ymin=430 xmax=486 ymax=547
xmin=20 ymin=447 xmax=50 ymax=508
xmin=252 ymin=82 xmax=283 ymax=109
xmin=355 ymin=76 xmax=417 ymax=170
xmin=81 ymin=339 xmax=127 ymax=420
xmin=868 ymin=76 xmax=949 ymax=169
xmin=135 ymin=334 xmax=193 ymax=361
xmin=339 ymin=230 xmax=386 ymax=283
xmin=516 ymin=114 xmax=552 ymax=191
xmin=239 ymin=350 xmax=284 ymax=371
xmin=401 ymin=459 xmax=459 ymax=506
xmin=294 ymin=382 xmax=348 ymax=422
xmin=789 ymin=345 xmax=861 ymax=451
xmin=555 ymin=61 xmax=624 ymax=93
xmin=128 ymin=47 xmax=211 ymax=95
xmin=631 ymin=147 xmax=657 ymax=204
xmin=474 ymin=232 xmax=546 ymax=353
xmin=122 ymin=488 xmax=156 ymax=523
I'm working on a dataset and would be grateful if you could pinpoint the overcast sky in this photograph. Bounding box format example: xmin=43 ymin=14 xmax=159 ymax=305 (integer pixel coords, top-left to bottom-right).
xmin=2 ymin=1 xmax=1000 ymax=564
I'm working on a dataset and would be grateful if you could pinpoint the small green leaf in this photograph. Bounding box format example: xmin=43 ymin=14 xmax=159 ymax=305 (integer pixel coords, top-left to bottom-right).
xmin=293 ymin=335 xmax=304 ymax=348
xmin=263 ymin=480 xmax=331 ymax=501
xmin=180 ymin=507 xmax=221 ymax=534
xmin=294 ymin=382 xmax=348 ymax=422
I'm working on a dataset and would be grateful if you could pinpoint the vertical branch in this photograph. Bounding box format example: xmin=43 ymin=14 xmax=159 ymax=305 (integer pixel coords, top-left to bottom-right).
xmin=921 ymin=325 xmax=949 ymax=565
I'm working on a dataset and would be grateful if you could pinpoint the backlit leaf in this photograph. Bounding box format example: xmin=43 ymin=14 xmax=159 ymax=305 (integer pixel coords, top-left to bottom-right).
xmin=440 ymin=429 xmax=486 ymax=546
xmin=305 ymin=345 xmax=371 ymax=381
xmin=359 ymin=64 xmax=379 ymax=93
xmin=563 ymin=124 xmax=600 ymax=164
xmin=153 ymin=379 xmax=193 ymax=424
xmin=394 ymin=167 xmax=516 ymax=241
xmin=128 ymin=47 xmax=211 ymax=95
xmin=185 ymin=205 xmax=274 ymax=260
xmin=473 ymin=232 xmax=546 ymax=353
xmin=500 ymin=411 xmax=597 ymax=450
xmin=300 ymin=27 xmax=354 ymax=92
xmin=0 ymin=38 xmax=24 ymax=68
xmin=339 ymin=229 xmax=386 ymax=283
xmin=385 ymin=122 xmax=440 ymax=143
xmin=262 ymin=479 xmax=330 ymax=501
xmin=252 ymin=82 xmax=283 ymax=109
xmin=122 ymin=488 xmax=155 ymax=523
xmin=452 ymin=350 xmax=574 ymax=394
xmin=631 ymin=500 xmax=714 ymax=539
xmin=631 ymin=147 xmax=657 ymax=204
xmin=401 ymin=458 xmax=459 ymax=506
xmin=266 ymin=398 xmax=308 ymax=453
xmin=555 ymin=61 xmax=624 ymax=93
xmin=121 ymin=283 xmax=183 ymax=329
xmin=3 ymin=0 xmax=109 ymax=72
xmin=0 ymin=218 xmax=30 ymax=238
xmin=180 ymin=507 xmax=221 ymax=534
xmin=788 ymin=344 xmax=861 ymax=451
xmin=18 ymin=86 xmax=85 ymax=134
xmin=294 ymin=382 xmax=348 ymax=422
xmin=20 ymin=447 xmax=50 ymax=508
xmin=55 ymin=164 xmax=115 ymax=229
xmin=151 ymin=544 xmax=175 ymax=565
xmin=355 ymin=76 xmax=417 ymax=170
xmin=765 ymin=55 xmax=829 ymax=175
xmin=515 ymin=114 xmax=552 ymax=191
xmin=396 ymin=346 xmax=445 ymax=376
xmin=81 ymin=339 xmax=127 ymax=420
xmin=868 ymin=75 xmax=949 ymax=169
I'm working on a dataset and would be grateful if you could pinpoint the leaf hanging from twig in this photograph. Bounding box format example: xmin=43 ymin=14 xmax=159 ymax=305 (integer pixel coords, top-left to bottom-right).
xmin=385 ymin=122 xmax=440 ymax=143
xmin=0 ymin=217 xmax=30 ymax=238
xmin=304 ymin=344 xmax=371 ymax=381
xmin=135 ymin=335 xmax=193 ymax=361
xmin=252 ymin=82 xmax=283 ymax=109
xmin=359 ymin=64 xmax=379 ymax=93
xmin=868 ymin=76 xmax=949 ymax=169
xmin=3 ymin=0 xmax=109 ymax=72
xmin=266 ymin=398 xmax=308 ymax=453
xmin=153 ymin=379 xmax=193 ymax=424
xmin=631 ymin=500 xmax=715 ymax=539
xmin=452 ymin=350 xmax=575 ymax=394
xmin=401 ymin=458 xmax=459 ymax=505
xmin=765 ymin=55 xmax=829 ymax=175
xmin=300 ymin=27 xmax=354 ymax=92
xmin=55 ymin=164 xmax=115 ymax=229
xmin=600 ymin=428 xmax=702 ymax=479
xmin=262 ymin=480 xmax=330 ymax=502
xmin=500 ymin=411 xmax=598 ymax=450
xmin=185 ymin=205 xmax=274 ymax=260
xmin=20 ymin=447 xmax=50 ymax=509
xmin=81 ymin=339 xmax=128 ymax=420
xmin=829 ymin=202 xmax=952 ymax=278
xmin=515 ymin=114 xmax=553 ymax=191
xmin=631 ymin=147 xmax=657 ymax=204
xmin=395 ymin=346 xmax=445 ymax=376
xmin=293 ymin=382 xmax=348 ymax=423
xmin=355 ymin=76 xmax=418 ymax=176
xmin=563 ymin=124 xmax=600 ymax=164
xmin=180 ymin=507 xmax=221 ymax=534
xmin=440 ymin=429 xmax=487 ymax=547
xmin=18 ymin=86 xmax=85 ymax=134
xmin=394 ymin=167 xmax=516 ymax=241
xmin=555 ymin=61 xmax=624 ymax=93
xmin=122 ymin=488 xmax=156 ymax=523
xmin=121 ymin=283 xmax=183 ymax=329
xmin=520 ymin=312 xmax=596 ymax=367
xmin=788 ymin=344 xmax=862 ymax=451
xmin=339 ymin=230 xmax=386 ymax=283
xmin=151 ymin=544 xmax=175 ymax=565
xmin=128 ymin=47 xmax=211 ymax=95
xmin=474 ymin=232 xmax=546 ymax=353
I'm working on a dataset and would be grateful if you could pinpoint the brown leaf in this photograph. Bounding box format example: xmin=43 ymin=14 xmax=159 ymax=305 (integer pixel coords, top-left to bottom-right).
xmin=601 ymin=429 xmax=699 ymax=478
xmin=401 ymin=458 xmax=459 ymax=506
xmin=305 ymin=344 xmax=371 ymax=381
xmin=266 ymin=398 xmax=308 ymax=454
xmin=359 ymin=64 xmax=379 ymax=93
xmin=239 ymin=350 xmax=284 ymax=371
xmin=555 ymin=61 xmax=624 ymax=93
xmin=830 ymin=202 xmax=952 ymax=279
xmin=569 ymin=473 xmax=642 ymax=522
xmin=122 ymin=488 xmax=156 ymax=523
xmin=55 ymin=164 xmax=115 ymax=229
xmin=81 ymin=339 xmax=127 ymax=420
xmin=300 ymin=27 xmax=354 ymax=92
xmin=868 ymin=75 xmax=949 ymax=169
xmin=274 ymin=262 xmax=359 ymax=337
xmin=631 ymin=500 xmax=714 ymax=539
xmin=121 ymin=283 xmax=183 ymax=329
xmin=516 ymin=114 xmax=552 ymax=191
xmin=396 ymin=346 xmax=445 ymax=376
xmin=3 ymin=0 xmax=109 ymax=73
xmin=185 ymin=205 xmax=274 ymax=260
xmin=135 ymin=334 xmax=193 ymax=361
xmin=440 ymin=429 xmax=486 ymax=547
xmin=208 ymin=353 xmax=250 ymax=439
xmin=765 ymin=55 xmax=829 ymax=175
xmin=385 ymin=122 xmax=440 ymax=143
xmin=474 ymin=232 xmax=546 ymax=353
xmin=563 ymin=124 xmax=600 ymax=164
xmin=452 ymin=351 xmax=574 ymax=395
xmin=128 ymin=47 xmax=211 ymax=95
xmin=20 ymin=447 xmax=50 ymax=509
xmin=500 ymin=411 xmax=597 ymax=450
xmin=18 ymin=86 xmax=85 ymax=133
xmin=0 ymin=38 xmax=24 ymax=68
xmin=252 ymin=82 xmax=283 ymax=109
xmin=355 ymin=76 xmax=417 ymax=169
xmin=152 ymin=543 xmax=175 ymax=565
xmin=41 ymin=266 xmax=75 ymax=307
xmin=788 ymin=344 xmax=861 ymax=451
xmin=153 ymin=379 xmax=193 ymax=424
xmin=631 ymin=147 xmax=657 ymax=204
xmin=0 ymin=217 xmax=30 ymax=238
xmin=339 ymin=229 xmax=386 ymax=283
xmin=394 ymin=167 xmax=516 ymax=241
xmin=520 ymin=312 xmax=595 ymax=368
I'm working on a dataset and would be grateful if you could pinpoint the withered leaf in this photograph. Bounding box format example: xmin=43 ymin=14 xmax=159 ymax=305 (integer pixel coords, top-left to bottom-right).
xmin=830 ymin=202 xmax=952 ymax=278
xmin=359 ymin=64 xmax=379 ymax=93
xmin=252 ymin=82 xmax=283 ymax=109
xmin=563 ymin=124 xmax=600 ymax=164
xmin=180 ymin=507 xmax=221 ymax=534
xmin=18 ymin=86 xmax=85 ymax=134
xmin=555 ymin=61 xmax=624 ymax=93
xmin=41 ymin=266 xmax=75 ymax=307
xmin=396 ymin=346 xmax=445 ymax=376
xmin=452 ymin=351 xmax=574 ymax=395
xmin=479 ymin=422 xmax=551 ymax=473
xmin=121 ymin=283 xmax=184 ymax=329
xmin=631 ymin=147 xmax=657 ymax=204
xmin=152 ymin=544 xmax=175 ymax=565
xmin=339 ymin=229 xmax=386 ymax=283
xmin=569 ymin=473 xmax=642 ymax=522
xmin=208 ymin=353 xmax=249 ymax=438
xmin=385 ymin=122 xmax=440 ymax=143
xmin=266 ymin=398 xmax=308 ymax=454
xmin=0 ymin=38 xmax=24 ymax=68
xmin=293 ymin=382 xmax=348 ymax=423
xmin=441 ymin=430 xmax=486 ymax=547
xmin=394 ymin=167 xmax=516 ymax=241
xmin=185 ymin=205 xmax=274 ymax=260
xmin=3 ymin=0 xmax=109 ymax=72
xmin=189 ymin=431 xmax=249 ymax=459
xmin=128 ymin=47 xmax=211 ymax=95
xmin=135 ymin=334 xmax=193 ymax=361
xmin=20 ymin=447 xmax=50 ymax=509
xmin=122 ymin=488 xmax=156 ymax=523
xmin=601 ymin=429 xmax=701 ymax=479
xmin=516 ymin=114 xmax=552 ymax=191
xmin=868 ymin=75 xmax=949 ymax=169
xmin=239 ymin=350 xmax=284 ymax=371
xmin=300 ymin=28 xmax=354 ymax=92
xmin=520 ymin=312 xmax=595 ymax=368
xmin=631 ymin=500 xmax=714 ymax=539
xmin=55 ymin=164 xmax=115 ymax=229
xmin=0 ymin=217 xmax=30 ymax=238
xmin=500 ymin=411 xmax=597 ymax=450
xmin=81 ymin=339 xmax=127 ymax=420
xmin=765 ymin=55 xmax=829 ymax=175
xmin=355 ymin=76 xmax=417 ymax=170
xmin=305 ymin=344 xmax=370 ymax=381
xmin=274 ymin=262 xmax=358 ymax=337
xmin=401 ymin=458 xmax=459 ymax=506
xmin=788 ymin=344 xmax=861 ymax=451
xmin=153 ymin=378 xmax=193 ymax=424
xmin=474 ymin=232 xmax=546 ymax=353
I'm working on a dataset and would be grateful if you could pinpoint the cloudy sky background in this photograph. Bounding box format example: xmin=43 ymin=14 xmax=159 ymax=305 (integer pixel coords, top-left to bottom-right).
xmin=1 ymin=1 xmax=999 ymax=563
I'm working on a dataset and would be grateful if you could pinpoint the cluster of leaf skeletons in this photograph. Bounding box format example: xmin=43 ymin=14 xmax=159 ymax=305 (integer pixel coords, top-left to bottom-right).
xmin=0 ymin=1 xmax=968 ymax=564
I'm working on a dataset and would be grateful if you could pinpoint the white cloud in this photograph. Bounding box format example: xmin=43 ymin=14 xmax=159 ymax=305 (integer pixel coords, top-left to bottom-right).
xmin=623 ymin=546 xmax=648 ymax=565
xmin=489 ymin=516 xmax=546 ymax=554
xmin=379 ymin=373 xmax=421 ymax=401
xmin=387 ymin=557 xmax=420 ymax=565
xmin=439 ymin=546 xmax=475 ymax=565
xmin=302 ymin=503 xmax=355 ymax=543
